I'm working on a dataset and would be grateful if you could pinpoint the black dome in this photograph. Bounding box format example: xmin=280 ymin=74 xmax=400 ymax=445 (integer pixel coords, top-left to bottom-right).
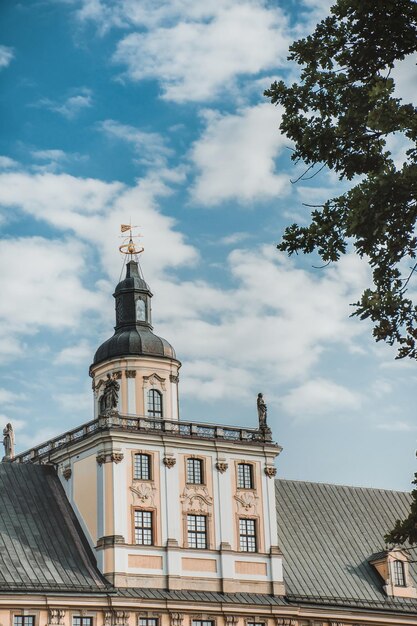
xmin=92 ymin=327 xmax=176 ymax=366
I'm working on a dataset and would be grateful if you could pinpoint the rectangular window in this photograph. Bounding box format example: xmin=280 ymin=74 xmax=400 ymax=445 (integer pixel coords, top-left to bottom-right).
xmin=393 ymin=559 xmax=406 ymax=586
xmin=187 ymin=458 xmax=203 ymax=484
xmin=187 ymin=514 xmax=207 ymax=549
xmin=134 ymin=453 xmax=151 ymax=480
xmin=139 ymin=620 xmax=158 ymax=626
xmin=239 ymin=518 xmax=257 ymax=552
xmin=247 ymin=623 xmax=264 ymax=626
xmin=237 ymin=463 xmax=253 ymax=489
xmin=192 ymin=621 xmax=214 ymax=626
xmin=73 ymin=619 xmax=92 ymax=626
xmin=134 ymin=510 xmax=153 ymax=545
xmin=14 ymin=618 xmax=35 ymax=626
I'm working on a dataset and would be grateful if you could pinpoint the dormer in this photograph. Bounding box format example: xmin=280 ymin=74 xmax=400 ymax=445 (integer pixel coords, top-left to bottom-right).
xmin=369 ymin=548 xmax=417 ymax=598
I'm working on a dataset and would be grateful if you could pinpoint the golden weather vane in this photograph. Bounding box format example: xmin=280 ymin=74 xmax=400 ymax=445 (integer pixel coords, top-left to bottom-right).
xmin=119 ymin=223 xmax=144 ymax=257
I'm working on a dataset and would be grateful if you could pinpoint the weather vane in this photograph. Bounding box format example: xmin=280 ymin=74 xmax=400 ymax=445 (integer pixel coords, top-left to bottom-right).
xmin=119 ymin=223 xmax=144 ymax=258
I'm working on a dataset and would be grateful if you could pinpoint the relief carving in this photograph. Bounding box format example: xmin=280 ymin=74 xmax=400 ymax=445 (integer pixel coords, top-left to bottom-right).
xmin=216 ymin=461 xmax=228 ymax=473
xmin=62 ymin=467 xmax=72 ymax=481
xmin=104 ymin=611 xmax=130 ymax=626
xmin=163 ymin=456 xmax=177 ymax=468
xmin=170 ymin=374 xmax=179 ymax=383
xmin=130 ymin=483 xmax=156 ymax=507
xmin=143 ymin=373 xmax=166 ymax=390
xmin=181 ymin=484 xmax=213 ymax=513
xmin=111 ymin=452 xmax=124 ymax=464
xmin=275 ymin=620 xmax=298 ymax=626
xmin=264 ymin=466 xmax=277 ymax=478
xmin=234 ymin=491 xmax=259 ymax=514
xmin=226 ymin=618 xmax=238 ymax=626
xmin=97 ymin=452 xmax=124 ymax=465
xmin=126 ymin=370 xmax=136 ymax=378
xmin=170 ymin=614 xmax=184 ymax=626
xmin=48 ymin=610 xmax=66 ymax=626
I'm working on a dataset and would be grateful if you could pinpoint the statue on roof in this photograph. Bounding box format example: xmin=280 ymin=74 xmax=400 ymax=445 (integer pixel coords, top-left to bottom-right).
xmin=257 ymin=393 xmax=272 ymax=441
xmin=2 ymin=423 xmax=14 ymax=461
xmin=100 ymin=374 xmax=120 ymax=414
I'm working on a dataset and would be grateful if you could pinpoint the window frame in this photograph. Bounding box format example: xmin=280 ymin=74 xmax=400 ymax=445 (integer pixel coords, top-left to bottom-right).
xmin=13 ymin=617 xmax=35 ymax=626
xmin=186 ymin=457 xmax=204 ymax=485
xmin=134 ymin=452 xmax=152 ymax=481
xmin=187 ymin=513 xmax=208 ymax=549
xmin=72 ymin=619 xmax=93 ymax=626
xmin=393 ymin=559 xmax=406 ymax=587
xmin=192 ymin=621 xmax=214 ymax=626
xmin=134 ymin=509 xmax=154 ymax=546
xmin=237 ymin=462 xmax=254 ymax=489
xmin=239 ymin=517 xmax=257 ymax=552
xmin=138 ymin=619 xmax=158 ymax=626
xmin=147 ymin=388 xmax=163 ymax=418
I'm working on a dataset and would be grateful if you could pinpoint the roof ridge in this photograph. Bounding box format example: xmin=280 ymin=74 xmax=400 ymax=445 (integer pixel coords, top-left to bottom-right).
xmin=275 ymin=477 xmax=410 ymax=494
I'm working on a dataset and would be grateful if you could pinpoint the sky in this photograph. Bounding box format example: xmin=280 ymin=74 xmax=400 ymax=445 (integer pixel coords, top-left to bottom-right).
xmin=0 ymin=0 xmax=416 ymax=491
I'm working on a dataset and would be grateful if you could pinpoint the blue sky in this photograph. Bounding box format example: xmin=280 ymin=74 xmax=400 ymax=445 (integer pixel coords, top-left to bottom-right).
xmin=1 ymin=0 xmax=416 ymax=490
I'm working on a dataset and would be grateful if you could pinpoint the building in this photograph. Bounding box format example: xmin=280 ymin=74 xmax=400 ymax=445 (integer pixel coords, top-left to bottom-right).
xmin=1 ymin=254 xmax=417 ymax=626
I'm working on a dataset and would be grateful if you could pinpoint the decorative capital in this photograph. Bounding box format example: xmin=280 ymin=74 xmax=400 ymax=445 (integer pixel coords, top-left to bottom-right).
xmin=264 ymin=466 xmax=277 ymax=478
xmin=226 ymin=617 xmax=238 ymax=625
xmin=169 ymin=614 xmax=184 ymax=626
xmin=170 ymin=374 xmax=179 ymax=383
xmin=111 ymin=452 xmax=124 ymax=464
xmin=97 ymin=452 xmax=124 ymax=465
xmin=114 ymin=370 xmax=123 ymax=379
xmin=216 ymin=461 xmax=228 ymax=473
xmin=62 ymin=467 xmax=72 ymax=481
xmin=96 ymin=453 xmax=107 ymax=465
xmin=276 ymin=620 xmax=298 ymax=626
xmin=126 ymin=370 xmax=136 ymax=378
xmin=48 ymin=610 xmax=66 ymax=626
xmin=163 ymin=456 xmax=176 ymax=468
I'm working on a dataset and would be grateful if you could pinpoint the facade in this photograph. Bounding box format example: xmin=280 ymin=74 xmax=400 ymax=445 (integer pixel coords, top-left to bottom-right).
xmin=1 ymin=257 xmax=417 ymax=626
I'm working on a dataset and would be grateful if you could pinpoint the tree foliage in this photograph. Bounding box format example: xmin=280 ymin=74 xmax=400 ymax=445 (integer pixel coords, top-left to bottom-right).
xmin=385 ymin=470 xmax=417 ymax=545
xmin=265 ymin=0 xmax=417 ymax=359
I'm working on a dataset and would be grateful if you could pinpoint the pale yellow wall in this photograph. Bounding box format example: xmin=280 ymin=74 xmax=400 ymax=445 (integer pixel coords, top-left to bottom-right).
xmin=179 ymin=453 xmax=215 ymax=549
xmin=73 ymin=454 xmax=97 ymax=543
xmin=232 ymin=459 xmax=265 ymax=553
xmin=127 ymin=447 xmax=161 ymax=545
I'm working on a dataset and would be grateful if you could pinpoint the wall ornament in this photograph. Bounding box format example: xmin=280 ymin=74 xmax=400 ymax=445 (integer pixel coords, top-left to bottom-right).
xmin=169 ymin=614 xmax=184 ymax=626
xmin=48 ymin=610 xmax=66 ymax=626
xmin=264 ymin=466 xmax=277 ymax=478
xmin=181 ymin=485 xmax=213 ymax=513
xmin=130 ymin=483 xmax=156 ymax=507
xmin=62 ymin=467 xmax=72 ymax=481
xmin=163 ymin=456 xmax=177 ymax=468
xmin=216 ymin=461 xmax=228 ymax=473
xmin=234 ymin=491 xmax=259 ymax=514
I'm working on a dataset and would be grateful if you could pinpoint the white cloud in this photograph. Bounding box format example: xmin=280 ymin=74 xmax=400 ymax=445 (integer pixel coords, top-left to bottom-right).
xmin=0 ymin=388 xmax=17 ymax=405
xmin=280 ymin=377 xmax=362 ymax=420
xmin=112 ymin=3 xmax=291 ymax=102
xmin=98 ymin=119 xmax=173 ymax=167
xmin=0 ymin=156 xmax=18 ymax=169
xmin=55 ymin=339 xmax=92 ymax=365
xmin=219 ymin=232 xmax=251 ymax=246
xmin=392 ymin=53 xmax=417 ymax=105
xmin=377 ymin=421 xmax=416 ymax=432
xmin=31 ymin=149 xmax=68 ymax=161
xmin=0 ymin=45 xmax=14 ymax=69
xmin=33 ymin=88 xmax=93 ymax=119
xmin=190 ymin=103 xmax=289 ymax=205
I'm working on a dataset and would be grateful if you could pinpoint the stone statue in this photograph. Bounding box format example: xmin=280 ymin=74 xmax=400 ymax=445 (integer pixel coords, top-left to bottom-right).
xmin=100 ymin=374 xmax=120 ymax=414
xmin=2 ymin=423 xmax=14 ymax=461
xmin=257 ymin=392 xmax=267 ymax=427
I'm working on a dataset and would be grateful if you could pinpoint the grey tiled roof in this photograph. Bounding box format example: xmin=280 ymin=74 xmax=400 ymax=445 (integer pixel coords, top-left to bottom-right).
xmin=0 ymin=463 xmax=110 ymax=593
xmin=275 ymin=479 xmax=417 ymax=611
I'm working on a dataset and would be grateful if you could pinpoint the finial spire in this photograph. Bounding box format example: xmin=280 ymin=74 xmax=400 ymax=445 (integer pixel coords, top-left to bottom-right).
xmin=119 ymin=224 xmax=144 ymax=260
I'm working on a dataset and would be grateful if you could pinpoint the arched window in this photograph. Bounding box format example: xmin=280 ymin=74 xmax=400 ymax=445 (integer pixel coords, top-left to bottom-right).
xmin=148 ymin=389 xmax=163 ymax=418
xmin=393 ymin=559 xmax=406 ymax=586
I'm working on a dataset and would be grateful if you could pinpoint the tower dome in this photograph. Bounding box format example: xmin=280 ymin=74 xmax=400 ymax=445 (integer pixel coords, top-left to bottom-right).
xmin=92 ymin=260 xmax=176 ymax=366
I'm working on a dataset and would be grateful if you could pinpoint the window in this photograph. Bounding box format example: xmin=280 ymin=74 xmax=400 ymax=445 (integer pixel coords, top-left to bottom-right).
xmin=393 ymin=559 xmax=406 ymax=586
xmin=73 ymin=619 xmax=92 ymax=626
xmin=187 ymin=514 xmax=207 ymax=549
xmin=187 ymin=458 xmax=203 ymax=484
xmin=247 ymin=623 xmax=264 ymax=626
xmin=134 ymin=510 xmax=153 ymax=545
xmin=148 ymin=389 xmax=163 ymax=418
xmin=237 ymin=463 xmax=253 ymax=489
xmin=134 ymin=453 xmax=151 ymax=480
xmin=239 ymin=518 xmax=257 ymax=552
xmin=14 ymin=618 xmax=35 ymax=626
xmin=139 ymin=620 xmax=158 ymax=626
xmin=192 ymin=621 xmax=214 ymax=626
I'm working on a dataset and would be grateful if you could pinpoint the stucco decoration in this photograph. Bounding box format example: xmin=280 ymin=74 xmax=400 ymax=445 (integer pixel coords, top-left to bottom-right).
xmin=62 ymin=467 xmax=72 ymax=480
xmin=181 ymin=484 xmax=213 ymax=514
xmin=104 ymin=611 xmax=130 ymax=626
xmin=163 ymin=456 xmax=176 ymax=468
xmin=143 ymin=373 xmax=166 ymax=391
xmin=97 ymin=452 xmax=124 ymax=465
xmin=216 ymin=461 xmax=228 ymax=473
xmin=130 ymin=482 xmax=156 ymax=507
xmin=226 ymin=617 xmax=239 ymax=625
xmin=264 ymin=466 xmax=277 ymax=478
xmin=276 ymin=620 xmax=298 ymax=626
xmin=169 ymin=613 xmax=184 ymax=626
xmin=48 ymin=609 xmax=66 ymax=625
xmin=170 ymin=374 xmax=179 ymax=383
xmin=234 ymin=491 xmax=259 ymax=514
xmin=126 ymin=370 xmax=136 ymax=378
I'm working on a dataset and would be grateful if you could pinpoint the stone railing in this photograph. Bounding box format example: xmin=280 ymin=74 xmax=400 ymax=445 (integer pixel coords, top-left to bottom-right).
xmin=12 ymin=412 xmax=275 ymax=464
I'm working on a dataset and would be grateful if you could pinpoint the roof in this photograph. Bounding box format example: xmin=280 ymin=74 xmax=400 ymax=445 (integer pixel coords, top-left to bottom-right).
xmin=0 ymin=463 xmax=110 ymax=593
xmin=92 ymin=327 xmax=176 ymax=366
xmin=275 ymin=479 xmax=417 ymax=612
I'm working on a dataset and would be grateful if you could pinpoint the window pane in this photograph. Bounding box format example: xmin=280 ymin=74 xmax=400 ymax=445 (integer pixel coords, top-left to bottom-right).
xmin=139 ymin=620 xmax=158 ymax=626
xmin=134 ymin=454 xmax=151 ymax=480
xmin=393 ymin=560 xmax=406 ymax=586
xmin=237 ymin=463 xmax=253 ymax=489
xmin=135 ymin=510 xmax=153 ymax=545
xmin=187 ymin=458 xmax=203 ymax=484
xmin=239 ymin=518 xmax=257 ymax=552
xmin=187 ymin=514 xmax=207 ymax=549
xmin=148 ymin=389 xmax=163 ymax=418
